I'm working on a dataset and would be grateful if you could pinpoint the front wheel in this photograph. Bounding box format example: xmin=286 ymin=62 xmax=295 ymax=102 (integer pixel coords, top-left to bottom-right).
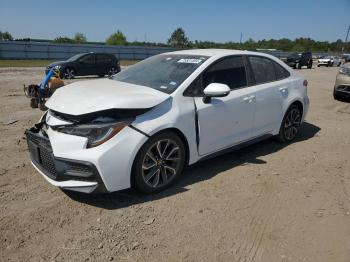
xmin=132 ymin=132 xmax=186 ymax=193
xmin=276 ymin=105 xmax=302 ymax=142
xmin=62 ymin=68 xmax=75 ymax=79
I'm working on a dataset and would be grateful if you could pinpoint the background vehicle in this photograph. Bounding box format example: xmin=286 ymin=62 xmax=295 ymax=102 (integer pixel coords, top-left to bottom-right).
xmin=46 ymin=53 xmax=121 ymax=79
xmin=333 ymin=63 xmax=350 ymax=100
xmin=318 ymin=56 xmax=341 ymax=67
xmin=286 ymin=52 xmax=313 ymax=69
xmin=26 ymin=50 xmax=309 ymax=194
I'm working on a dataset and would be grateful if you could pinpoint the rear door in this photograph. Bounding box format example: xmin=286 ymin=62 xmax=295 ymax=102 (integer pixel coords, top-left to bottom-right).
xmin=192 ymin=56 xmax=256 ymax=155
xmin=248 ymin=56 xmax=290 ymax=136
xmin=96 ymin=54 xmax=112 ymax=75
xmin=77 ymin=54 xmax=96 ymax=76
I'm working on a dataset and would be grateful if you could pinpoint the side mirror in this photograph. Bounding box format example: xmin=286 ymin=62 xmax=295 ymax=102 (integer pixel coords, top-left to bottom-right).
xmin=203 ymin=83 xmax=230 ymax=103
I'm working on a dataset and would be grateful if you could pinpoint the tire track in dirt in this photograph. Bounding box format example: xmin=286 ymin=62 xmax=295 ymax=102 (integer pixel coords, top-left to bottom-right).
xmin=234 ymin=178 xmax=281 ymax=262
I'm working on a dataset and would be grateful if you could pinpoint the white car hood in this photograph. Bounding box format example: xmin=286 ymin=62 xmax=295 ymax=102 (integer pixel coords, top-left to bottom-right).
xmin=45 ymin=78 xmax=170 ymax=115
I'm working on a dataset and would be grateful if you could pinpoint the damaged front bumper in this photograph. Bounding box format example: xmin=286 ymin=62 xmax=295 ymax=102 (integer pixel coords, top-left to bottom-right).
xmin=25 ymin=110 xmax=149 ymax=194
xmin=26 ymin=128 xmax=107 ymax=193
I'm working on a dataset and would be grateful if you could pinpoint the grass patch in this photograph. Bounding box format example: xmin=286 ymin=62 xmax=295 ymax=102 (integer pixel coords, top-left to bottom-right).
xmin=0 ymin=59 xmax=139 ymax=67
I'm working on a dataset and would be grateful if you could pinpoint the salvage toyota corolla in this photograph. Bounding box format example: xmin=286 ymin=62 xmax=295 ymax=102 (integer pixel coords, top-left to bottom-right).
xmin=25 ymin=49 xmax=310 ymax=194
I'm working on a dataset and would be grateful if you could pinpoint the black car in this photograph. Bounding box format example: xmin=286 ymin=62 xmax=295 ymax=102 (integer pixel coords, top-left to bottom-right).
xmin=46 ymin=53 xmax=121 ymax=79
xmin=286 ymin=52 xmax=313 ymax=69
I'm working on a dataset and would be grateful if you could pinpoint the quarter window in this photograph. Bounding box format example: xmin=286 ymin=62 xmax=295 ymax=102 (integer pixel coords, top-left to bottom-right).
xmin=97 ymin=54 xmax=113 ymax=63
xmin=248 ymin=56 xmax=276 ymax=84
xmin=274 ymin=62 xmax=290 ymax=80
xmin=203 ymin=56 xmax=247 ymax=90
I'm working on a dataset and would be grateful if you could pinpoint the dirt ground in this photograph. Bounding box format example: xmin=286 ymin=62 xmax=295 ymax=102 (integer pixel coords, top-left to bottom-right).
xmin=0 ymin=65 xmax=350 ymax=262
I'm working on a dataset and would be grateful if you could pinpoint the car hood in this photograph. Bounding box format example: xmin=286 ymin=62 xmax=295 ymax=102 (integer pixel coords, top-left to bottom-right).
xmin=47 ymin=61 xmax=66 ymax=68
xmin=45 ymin=78 xmax=170 ymax=115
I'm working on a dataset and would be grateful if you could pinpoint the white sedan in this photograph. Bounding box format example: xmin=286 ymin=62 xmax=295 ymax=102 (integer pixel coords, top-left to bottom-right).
xmin=26 ymin=49 xmax=310 ymax=194
xmin=318 ymin=56 xmax=342 ymax=67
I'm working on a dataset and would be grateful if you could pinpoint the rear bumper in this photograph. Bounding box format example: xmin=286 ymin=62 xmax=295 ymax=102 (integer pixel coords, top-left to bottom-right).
xmin=334 ymin=74 xmax=350 ymax=98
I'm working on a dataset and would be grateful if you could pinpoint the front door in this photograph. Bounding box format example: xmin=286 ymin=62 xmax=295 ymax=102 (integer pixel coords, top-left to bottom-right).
xmin=192 ymin=56 xmax=256 ymax=156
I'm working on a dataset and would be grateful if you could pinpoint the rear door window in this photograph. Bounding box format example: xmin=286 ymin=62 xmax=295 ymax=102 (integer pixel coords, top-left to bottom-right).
xmin=248 ymin=56 xmax=276 ymax=84
xmin=97 ymin=54 xmax=113 ymax=64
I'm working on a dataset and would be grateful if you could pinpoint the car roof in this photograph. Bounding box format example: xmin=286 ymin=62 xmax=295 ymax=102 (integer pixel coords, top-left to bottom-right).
xmin=163 ymin=48 xmax=273 ymax=58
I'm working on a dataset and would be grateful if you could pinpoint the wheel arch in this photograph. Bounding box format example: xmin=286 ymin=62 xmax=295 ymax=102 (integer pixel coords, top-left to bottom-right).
xmin=130 ymin=127 xmax=190 ymax=189
xmin=146 ymin=127 xmax=190 ymax=166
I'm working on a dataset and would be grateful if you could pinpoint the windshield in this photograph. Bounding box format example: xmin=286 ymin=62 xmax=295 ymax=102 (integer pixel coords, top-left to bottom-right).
xmin=112 ymin=54 xmax=208 ymax=93
xmin=67 ymin=53 xmax=86 ymax=62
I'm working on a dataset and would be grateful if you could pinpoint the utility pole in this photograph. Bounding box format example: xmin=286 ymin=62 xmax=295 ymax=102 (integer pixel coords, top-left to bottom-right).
xmin=342 ymin=25 xmax=350 ymax=53
xmin=240 ymin=32 xmax=243 ymax=45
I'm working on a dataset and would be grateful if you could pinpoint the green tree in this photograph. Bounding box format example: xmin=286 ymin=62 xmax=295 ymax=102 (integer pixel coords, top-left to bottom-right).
xmin=167 ymin=27 xmax=189 ymax=48
xmin=0 ymin=31 xmax=13 ymax=41
xmin=53 ymin=36 xmax=75 ymax=44
xmin=106 ymin=30 xmax=127 ymax=45
xmin=74 ymin=32 xmax=87 ymax=44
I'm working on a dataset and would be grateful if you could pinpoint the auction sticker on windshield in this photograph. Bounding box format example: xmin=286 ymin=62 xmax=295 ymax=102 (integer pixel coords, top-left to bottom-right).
xmin=177 ymin=58 xmax=203 ymax=64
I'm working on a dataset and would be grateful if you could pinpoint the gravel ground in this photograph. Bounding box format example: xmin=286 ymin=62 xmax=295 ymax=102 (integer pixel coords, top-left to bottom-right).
xmin=0 ymin=66 xmax=349 ymax=262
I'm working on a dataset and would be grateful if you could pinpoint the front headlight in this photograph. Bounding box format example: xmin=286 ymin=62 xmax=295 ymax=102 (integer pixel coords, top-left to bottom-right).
xmin=56 ymin=120 xmax=132 ymax=148
xmin=339 ymin=67 xmax=350 ymax=75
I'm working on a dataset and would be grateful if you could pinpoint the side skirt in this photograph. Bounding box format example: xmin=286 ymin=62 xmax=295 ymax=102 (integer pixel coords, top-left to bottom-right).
xmin=196 ymin=134 xmax=273 ymax=163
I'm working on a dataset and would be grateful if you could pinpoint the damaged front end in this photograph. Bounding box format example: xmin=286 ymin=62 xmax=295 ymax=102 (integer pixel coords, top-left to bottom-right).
xmin=25 ymin=108 xmax=151 ymax=193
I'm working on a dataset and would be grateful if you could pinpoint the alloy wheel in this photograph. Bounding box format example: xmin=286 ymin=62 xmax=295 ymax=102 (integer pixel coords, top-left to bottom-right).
xmin=142 ymin=139 xmax=182 ymax=188
xmin=108 ymin=67 xmax=116 ymax=76
xmin=283 ymin=107 xmax=301 ymax=140
xmin=64 ymin=68 xmax=75 ymax=79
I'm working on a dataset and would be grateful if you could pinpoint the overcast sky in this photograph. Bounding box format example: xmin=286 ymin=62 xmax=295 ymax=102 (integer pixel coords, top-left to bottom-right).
xmin=1 ymin=0 xmax=349 ymax=43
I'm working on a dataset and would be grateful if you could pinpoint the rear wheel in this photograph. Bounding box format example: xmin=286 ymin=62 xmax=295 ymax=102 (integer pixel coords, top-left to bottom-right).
xmin=108 ymin=67 xmax=117 ymax=77
xmin=276 ymin=105 xmax=302 ymax=142
xmin=133 ymin=132 xmax=186 ymax=193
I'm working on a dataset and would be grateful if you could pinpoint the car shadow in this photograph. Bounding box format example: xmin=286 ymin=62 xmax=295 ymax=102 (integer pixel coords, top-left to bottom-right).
xmin=65 ymin=122 xmax=321 ymax=209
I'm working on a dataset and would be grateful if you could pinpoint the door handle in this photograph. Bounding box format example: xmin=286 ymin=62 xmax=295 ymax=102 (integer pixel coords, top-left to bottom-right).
xmin=279 ymin=87 xmax=288 ymax=92
xmin=243 ymin=95 xmax=255 ymax=103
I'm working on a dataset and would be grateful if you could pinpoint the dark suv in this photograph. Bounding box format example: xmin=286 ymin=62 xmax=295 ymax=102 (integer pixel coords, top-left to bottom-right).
xmin=286 ymin=52 xmax=313 ymax=69
xmin=46 ymin=53 xmax=121 ymax=79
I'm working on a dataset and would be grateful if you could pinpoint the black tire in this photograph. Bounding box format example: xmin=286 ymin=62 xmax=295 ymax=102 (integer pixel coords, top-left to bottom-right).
xmin=317 ymin=64 xmax=320 ymax=67
xmin=307 ymin=62 xmax=312 ymax=69
xmin=293 ymin=64 xmax=297 ymax=69
xmin=98 ymin=74 xmax=105 ymax=78
xmin=30 ymin=98 xmax=38 ymax=108
xmin=276 ymin=105 xmax=302 ymax=143
xmin=297 ymin=63 xmax=302 ymax=69
xmin=132 ymin=131 xmax=186 ymax=194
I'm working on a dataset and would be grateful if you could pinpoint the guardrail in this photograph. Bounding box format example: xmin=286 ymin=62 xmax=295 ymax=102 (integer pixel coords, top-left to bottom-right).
xmin=0 ymin=40 xmax=339 ymax=61
xmin=0 ymin=41 xmax=176 ymax=60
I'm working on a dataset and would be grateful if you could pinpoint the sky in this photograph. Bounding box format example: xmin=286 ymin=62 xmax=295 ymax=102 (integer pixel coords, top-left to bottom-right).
xmin=0 ymin=0 xmax=349 ymax=43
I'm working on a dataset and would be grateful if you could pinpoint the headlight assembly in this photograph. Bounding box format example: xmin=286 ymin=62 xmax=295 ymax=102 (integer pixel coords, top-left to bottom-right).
xmin=56 ymin=120 xmax=133 ymax=148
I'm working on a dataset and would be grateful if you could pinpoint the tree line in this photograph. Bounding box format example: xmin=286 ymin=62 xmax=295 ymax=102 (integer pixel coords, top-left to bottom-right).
xmin=1 ymin=28 xmax=349 ymax=52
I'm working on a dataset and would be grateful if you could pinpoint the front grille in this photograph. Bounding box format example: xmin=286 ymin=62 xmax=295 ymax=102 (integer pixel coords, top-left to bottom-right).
xmin=26 ymin=131 xmax=57 ymax=179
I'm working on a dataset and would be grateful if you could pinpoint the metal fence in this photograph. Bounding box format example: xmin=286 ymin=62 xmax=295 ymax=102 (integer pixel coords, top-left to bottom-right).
xmin=0 ymin=41 xmax=176 ymax=60
xmin=0 ymin=40 xmax=336 ymax=61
